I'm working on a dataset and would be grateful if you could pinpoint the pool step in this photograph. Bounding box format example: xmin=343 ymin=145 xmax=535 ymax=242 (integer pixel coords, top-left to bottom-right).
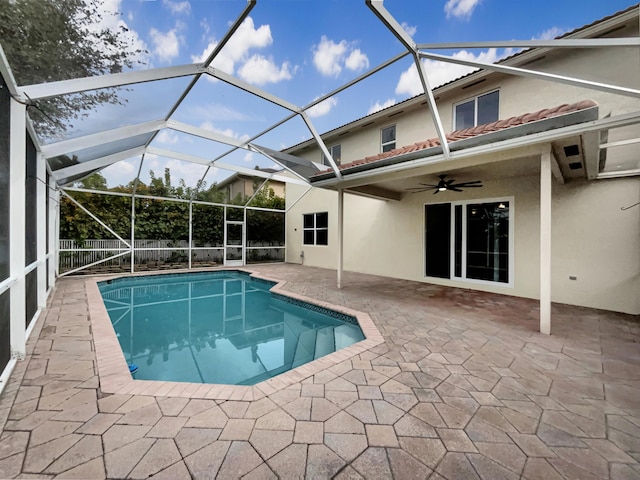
xmin=314 ymin=327 xmax=335 ymax=359
xmin=291 ymin=329 xmax=317 ymax=368
xmin=334 ymin=324 xmax=363 ymax=350
xmin=291 ymin=324 xmax=363 ymax=369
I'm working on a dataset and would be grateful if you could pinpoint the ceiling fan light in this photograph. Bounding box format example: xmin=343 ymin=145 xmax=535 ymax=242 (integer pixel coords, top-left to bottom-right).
xmin=438 ymin=186 xmax=447 ymax=191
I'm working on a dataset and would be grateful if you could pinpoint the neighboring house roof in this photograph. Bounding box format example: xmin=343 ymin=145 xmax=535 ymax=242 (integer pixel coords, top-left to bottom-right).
xmin=311 ymin=100 xmax=598 ymax=179
xmin=217 ymin=167 xmax=284 ymax=188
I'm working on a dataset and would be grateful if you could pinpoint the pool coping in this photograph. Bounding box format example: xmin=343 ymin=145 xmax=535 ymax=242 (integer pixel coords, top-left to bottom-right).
xmin=86 ymin=267 xmax=385 ymax=401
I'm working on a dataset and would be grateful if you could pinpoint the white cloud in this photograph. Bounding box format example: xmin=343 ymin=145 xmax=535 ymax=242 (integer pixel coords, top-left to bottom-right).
xmin=532 ymin=26 xmax=566 ymax=40
xmin=345 ymin=49 xmax=369 ymax=71
xmin=401 ymin=22 xmax=417 ymax=37
xmin=191 ymin=17 xmax=293 ymax=85
xmin=162 ymin=0 xmax=191 ymax=15
xmin=368 ymin=99 xmax=396 ymax=115
xmin=156 ymin=130 xmax=179 ymax=145
xmin=200 ymin=122 xmax=250 ymax=143
xmin=149 ymin=28 xmax=181 ymax=63
xmin=192 ymin=17 xmax=272 ymax=74
xmin=187 ymin=103 xmax=253 ymax=123
xmin=312 ymin=37 xmax=370 ymax=78
xmin=395 ymin=48 xmax=505 ymax=96
xmin=244 ymin=152 xmax=255 ymax=162
xmin=313 ymin=36 xmax=348 ymax=77
xmin=101 ymin=158 xmax=139 ymax=188
xmin=306 ymin=97 xmax=337 ymax=118
xmin=444 ymin=0 xmax=481 ymax=20
xmin=200 ymin=18 xmax=210 ymax=41
xmin=238 ymin=55 xmax=293 ymax=85
xmin=163 ymin=159 xmax=207 ymax=187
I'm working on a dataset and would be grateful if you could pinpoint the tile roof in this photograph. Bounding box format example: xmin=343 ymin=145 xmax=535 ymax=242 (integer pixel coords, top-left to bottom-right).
xmin=316 ymin=100 xmax=598 ymax=175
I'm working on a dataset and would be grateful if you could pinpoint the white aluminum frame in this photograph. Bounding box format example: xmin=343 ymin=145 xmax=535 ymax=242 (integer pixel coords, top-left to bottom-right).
xmin=224 ymin=220 xmax=245 ymax=267
xmin=0 ymin=0 xmax=637 ymax=364
xmin=452 ymin=89 xmax=500 ymax=131
xmin=422 ymin=196 xmax=515 ymax=289
xmin=380 ymin=124 xmax=396 ymax=153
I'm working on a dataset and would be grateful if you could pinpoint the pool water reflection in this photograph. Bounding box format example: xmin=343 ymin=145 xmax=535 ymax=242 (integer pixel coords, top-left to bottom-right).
xmin=98 ymin=272 xmax=364 ymax=385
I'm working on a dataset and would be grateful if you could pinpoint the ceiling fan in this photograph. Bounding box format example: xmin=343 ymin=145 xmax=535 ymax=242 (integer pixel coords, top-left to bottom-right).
xmin=406 ymin=174 xmax=483 ymax=194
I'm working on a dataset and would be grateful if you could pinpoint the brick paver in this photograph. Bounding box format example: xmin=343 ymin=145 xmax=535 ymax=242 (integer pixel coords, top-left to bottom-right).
xmin=0 ymin=264 xmax=639 ymax=479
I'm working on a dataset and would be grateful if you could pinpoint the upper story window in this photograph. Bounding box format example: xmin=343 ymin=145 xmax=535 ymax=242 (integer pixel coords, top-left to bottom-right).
xmin=454 ymin=90 xmax=499 ymax=130
xmin=381 ymin=125 xmax=396 ymax=152
xmin=303 ymin=212 xmax=328 ymax=246
xmin=322 ymin=144 xmax=341 ymax=166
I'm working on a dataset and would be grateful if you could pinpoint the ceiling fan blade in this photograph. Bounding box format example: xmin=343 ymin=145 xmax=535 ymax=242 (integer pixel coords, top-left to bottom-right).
xmin=454 ymin=180 xmax=483 ymax=187
xmin=450 ymin=187 xmax=464 ymax=192
xmin=418 ymin=183 xmax=439 ymax=188
xmin=433 ymin=189 xmax=440 ymax=194
xmin=446 ymin=179 xmax=456 ymax=185
xmin=405 ymin=186 xmax=434 ymax=191
xmin=456 ymin=184 xmax=483 ymax=188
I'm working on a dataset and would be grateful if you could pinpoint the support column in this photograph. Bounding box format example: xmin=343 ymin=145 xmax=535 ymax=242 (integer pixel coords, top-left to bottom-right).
xmin=36 ymin=152 xmax=46 ymax=308
xmin=130 ymin=193 xmax=136 ymax=273
xmin=337 ymin=189 xmax=344 ymax=289
xmin=540 ymin=149 xmax=552 ymax=335
xmin=188 ymin=202 xmax=193 ymax=269
xmin=54 ymin=188 xmax=60 ymax=278
xmin=9 ymin=99 xmax=26 ymax=359
xmin=47 ymin=176 xmax=56 ymax=289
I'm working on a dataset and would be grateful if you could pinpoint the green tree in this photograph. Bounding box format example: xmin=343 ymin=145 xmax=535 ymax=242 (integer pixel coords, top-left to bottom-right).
xmin=59 ymin=172 xmax=132 ymax=243
xmin=0 ymin=0 xmax=146 ymax=136
xmin=59 ymin=169 xmax=285 ymax=247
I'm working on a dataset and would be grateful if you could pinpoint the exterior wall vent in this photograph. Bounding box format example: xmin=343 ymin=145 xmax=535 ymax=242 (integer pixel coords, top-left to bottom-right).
xmin=564 ymin=145 xmax=580 ymax=157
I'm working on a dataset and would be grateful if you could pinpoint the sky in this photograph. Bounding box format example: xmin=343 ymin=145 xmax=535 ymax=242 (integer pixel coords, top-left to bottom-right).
xmin=27 ymin=0 xmax=637 ymax=190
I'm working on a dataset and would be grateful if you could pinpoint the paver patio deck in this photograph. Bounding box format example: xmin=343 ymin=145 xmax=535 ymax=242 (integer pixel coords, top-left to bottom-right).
xmin=0 ymin=264 xmax=639 ymax=479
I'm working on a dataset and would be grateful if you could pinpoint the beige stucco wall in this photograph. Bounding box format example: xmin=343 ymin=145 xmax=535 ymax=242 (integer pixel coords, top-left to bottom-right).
xmin=227 ymin=178 xmax=286 ymax=200
xmin=286 ymin=175 xmax=640 ymax=315
xmin=285 ymin=21 xmax=640 ymax=314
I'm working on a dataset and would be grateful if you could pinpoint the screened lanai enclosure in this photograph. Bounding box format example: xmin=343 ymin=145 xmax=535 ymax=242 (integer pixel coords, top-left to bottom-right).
xmin=1 ymin=0 xmax=639 ymax=390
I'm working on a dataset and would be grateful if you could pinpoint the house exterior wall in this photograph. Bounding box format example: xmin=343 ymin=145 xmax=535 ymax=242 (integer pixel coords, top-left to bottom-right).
xmin=224 ymin=177 xmax=286 ymax=201
xmin=286 ymin=175 xmax=640 ymax=315
xmin=284 ymin=18 xmax=640 ymax=315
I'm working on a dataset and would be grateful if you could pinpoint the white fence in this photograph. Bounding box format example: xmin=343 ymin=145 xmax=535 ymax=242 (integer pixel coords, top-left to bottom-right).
xmin=59 ymin=239 xmax=285 ymax=272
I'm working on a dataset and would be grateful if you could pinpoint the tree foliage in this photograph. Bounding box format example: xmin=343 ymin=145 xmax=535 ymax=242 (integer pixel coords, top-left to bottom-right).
xmin=59 ymin=170 xmax=286 ymax=247
xmin=0 ymin=0 xmax=146 ymax=136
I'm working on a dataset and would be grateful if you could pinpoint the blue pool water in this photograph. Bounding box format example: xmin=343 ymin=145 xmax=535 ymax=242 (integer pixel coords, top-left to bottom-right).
xmin=98 ymin=271 xmax=364 ymax=385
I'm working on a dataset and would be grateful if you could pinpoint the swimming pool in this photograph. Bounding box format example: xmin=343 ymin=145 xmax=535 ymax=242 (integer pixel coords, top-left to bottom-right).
xmin=98 ymin=271 xmax=365 ymax=385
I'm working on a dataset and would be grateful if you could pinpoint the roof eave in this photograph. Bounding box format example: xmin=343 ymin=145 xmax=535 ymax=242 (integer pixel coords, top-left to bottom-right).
xmin=310 ymin=105 xmax=602 ymax=185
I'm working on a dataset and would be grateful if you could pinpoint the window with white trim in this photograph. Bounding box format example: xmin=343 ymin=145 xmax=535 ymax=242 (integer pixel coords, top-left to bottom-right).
xmin=322 ymin=144 xmax=341 ymax=166
xmin=303 ymin=212 xmax=328 ymax=246
xmin=425 ymin=198 xmax=512 ymax=285
xmin=454 ymin=90 xmax=499 ymax=130
xmin=381 ymin=125 xmax=396 ymax=152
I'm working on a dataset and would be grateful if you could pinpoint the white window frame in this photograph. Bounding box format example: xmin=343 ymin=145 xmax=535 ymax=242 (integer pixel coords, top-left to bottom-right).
xmin=303 ymin=212 xmax=328 ymax=246
xmin=453 ymin=89 xmax=500 ymax=130
xmin=380 ymin=125 xmax=396 ymax=153
xmin=322 ymin=144 xmax=341 ymax=166
xmin=423 ymin=196 xmax=514 ymax=288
